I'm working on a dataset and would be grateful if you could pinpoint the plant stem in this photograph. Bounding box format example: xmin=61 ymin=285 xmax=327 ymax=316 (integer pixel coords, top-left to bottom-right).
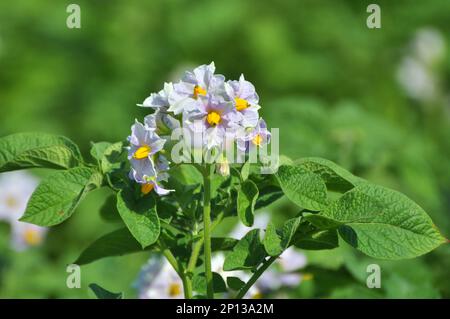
xmin=235 ymin=256 xmax=278 ymax=299
xmin=187 ymin=239 xmax=203 ymax=272
xmin=181 ymin=275 xmax=193 ymax=299
xmin=202 ymin=164 xmax=214 ymax=299
xmin=187 ymin=211 xmax=225 ymax=274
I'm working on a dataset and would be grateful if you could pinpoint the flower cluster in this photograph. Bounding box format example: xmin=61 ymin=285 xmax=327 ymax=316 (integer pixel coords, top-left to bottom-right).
xmin=127 ymin=62 xmax=271 ymax=195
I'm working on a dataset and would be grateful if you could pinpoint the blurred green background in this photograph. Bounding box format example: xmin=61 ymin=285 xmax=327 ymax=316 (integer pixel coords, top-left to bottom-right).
xmin=0 ymin=0 xmax=449 ymax=298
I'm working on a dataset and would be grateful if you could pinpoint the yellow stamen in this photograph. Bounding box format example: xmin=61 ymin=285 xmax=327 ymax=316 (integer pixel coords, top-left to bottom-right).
xmin=23 ymin=229 xmax=42 ymax=246
xmin=206 ymin=111 xmax=221 ymax=126
xmin=235 ymin=97 xmax=249 ymax=111
xmin=141 ymin=183 xmax=154 ymax=195
xmin=252 ymin=134 xmax=263 ymax=146
xmin=133 ymin=145 xmax=151 ymax=160
xmin=302 ymin=273 xmax=314 ymax=281
xmin=252 ymin=292 xmax=263 ymax=299
xmin=193 ymin=85 xmax=207 ymax=99
xmin=168 ymin=282 xmax=182 ymax=297
xmin=5 ymin=195 xmax=18 ymax=208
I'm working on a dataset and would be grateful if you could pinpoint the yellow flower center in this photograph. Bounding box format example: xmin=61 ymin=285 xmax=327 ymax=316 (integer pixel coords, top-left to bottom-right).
xmin=252 ymin=134 xmax=263 ymax=146
xmin=193 ymin=85 xmax=207 ymax=99
xmin=235 ymin=98 xmax=249 ymax=111
xmin=133 ymin=145 xmax=151 ymax=160
xmin=206 ymin=111 xmax=221 ymax=126
xmin=252 ymin=292 xmax=263 ymax=299
xmin=5 ymin=195 xmax=18 ymax=208
xmin=168 ymin=282 xmax=182 ymax=297
xmin=141 ymin=183 xmax=154 ymax=195
xmin=302 ymin=273 xmax=314 ymax=281
xmin=23 ymin=229 xmax=42 ymax=246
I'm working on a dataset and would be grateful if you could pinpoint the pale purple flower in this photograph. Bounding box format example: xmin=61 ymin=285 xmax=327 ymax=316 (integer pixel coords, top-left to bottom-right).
xmin=127 ymin=120 xmax=172 ymax=195
xmin=139 ymin=82 xmax=174 ymax=110
xmin=144 ymin=111 xmax=180 ymax=135
xmin=186 ymin=96 xmax=240 ymax=149
xmin=238 ymin=118 xmax=271 ymax=151
xmin=129 ymin=154 xmax=173 ymax=196
xmin=128 ymin=120 xmax=166 ymax=160
xmin=168 ymin=62 xmax=226 ymax=114
xmin=225 ymin=74 xmax=260 ymax=127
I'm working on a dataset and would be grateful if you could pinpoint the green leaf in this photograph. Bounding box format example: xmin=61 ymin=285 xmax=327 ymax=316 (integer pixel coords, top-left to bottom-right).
xmin=276 ymin=165 xmax=328 ymax=210
xmin=211 ymin=237 xmax=238 ymax=251
xmin=255 ymin=185 xmax=284 ymax=210
xmin=303 ymin=214 xmax=342 ymax=230
xmin=101 ymin=142 xmax=125 ymax=173
xmin=89 ymin=283 xmax=123 ymax=299
xmin=321 ymin=183 xmax=447 ymax=259
xmin=193 ymin=272 xmax=227 ymax=294
xmin=294 ymin=229 xmax=339 ymax=250
xmin=0 ymin=132 xmax=82 ymax=172
xmin=264 ymin=217 xmax=301 ymax=256
xmin=227 ymin=276 xmax=245 ymax=291
xmin=240 ymin=161 xmax=251 ymax=181
xmin=99 ymin=194 xmax=122 ymax=222
xmin=20 ymin=167 xmax=101 ymax=226
xmin=90 ymin=141 xmax=112 ymax=161
xmin=169 ymin=164 xmax=203 ymax=185
xmin=237 ymin=179 xmax=259 ymax=226
xmin=75 ymin=228 xmax=156 ymax=265
xmin=223 ymin=229 xmax=266 ymax=271
xmin=116 ymin=189 xmax=160 ymax=248
xmin=296 ymin=157 xmax=363 ymax=192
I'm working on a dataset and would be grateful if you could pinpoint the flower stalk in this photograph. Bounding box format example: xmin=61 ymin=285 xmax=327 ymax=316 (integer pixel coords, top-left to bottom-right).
xmin=202 ymin=164 xmax=214 ymax=299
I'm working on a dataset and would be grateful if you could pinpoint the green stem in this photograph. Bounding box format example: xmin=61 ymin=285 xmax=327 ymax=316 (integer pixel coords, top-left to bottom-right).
xmin=187 ymin=239 xmax=203 ymax=273
xmin=187 ymin=211 xmax=225 ymax=273
xmin=235 ymin=256 xmax=278 ymax=299
xmin=202 ymin=164 xmax=214 ymax=299
xmin=182 ymin=275 xmax=193 ymax=299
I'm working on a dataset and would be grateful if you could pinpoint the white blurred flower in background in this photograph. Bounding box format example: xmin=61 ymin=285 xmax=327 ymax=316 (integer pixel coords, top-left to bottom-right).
xmin=397 ymin=57 xmax=436 ymax=102
xmin=413 ymin=28 xmax=446 ymax=67
xmin=0 ymin=171 xmax=47 ymax=251
xmin=230 ymin=213 xmax=308 ymax=296
xmin=134 ymin=256 xmax=184 ymax=299
xmin=211 ymin=252 xmax=261 ymax=298
xmin=397 ymin=27 xmax=446 ymax=103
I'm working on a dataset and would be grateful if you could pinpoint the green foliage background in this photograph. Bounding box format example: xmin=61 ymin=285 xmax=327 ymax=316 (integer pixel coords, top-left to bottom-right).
xmin=0 ymin=0 xmax=449 ymax=298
